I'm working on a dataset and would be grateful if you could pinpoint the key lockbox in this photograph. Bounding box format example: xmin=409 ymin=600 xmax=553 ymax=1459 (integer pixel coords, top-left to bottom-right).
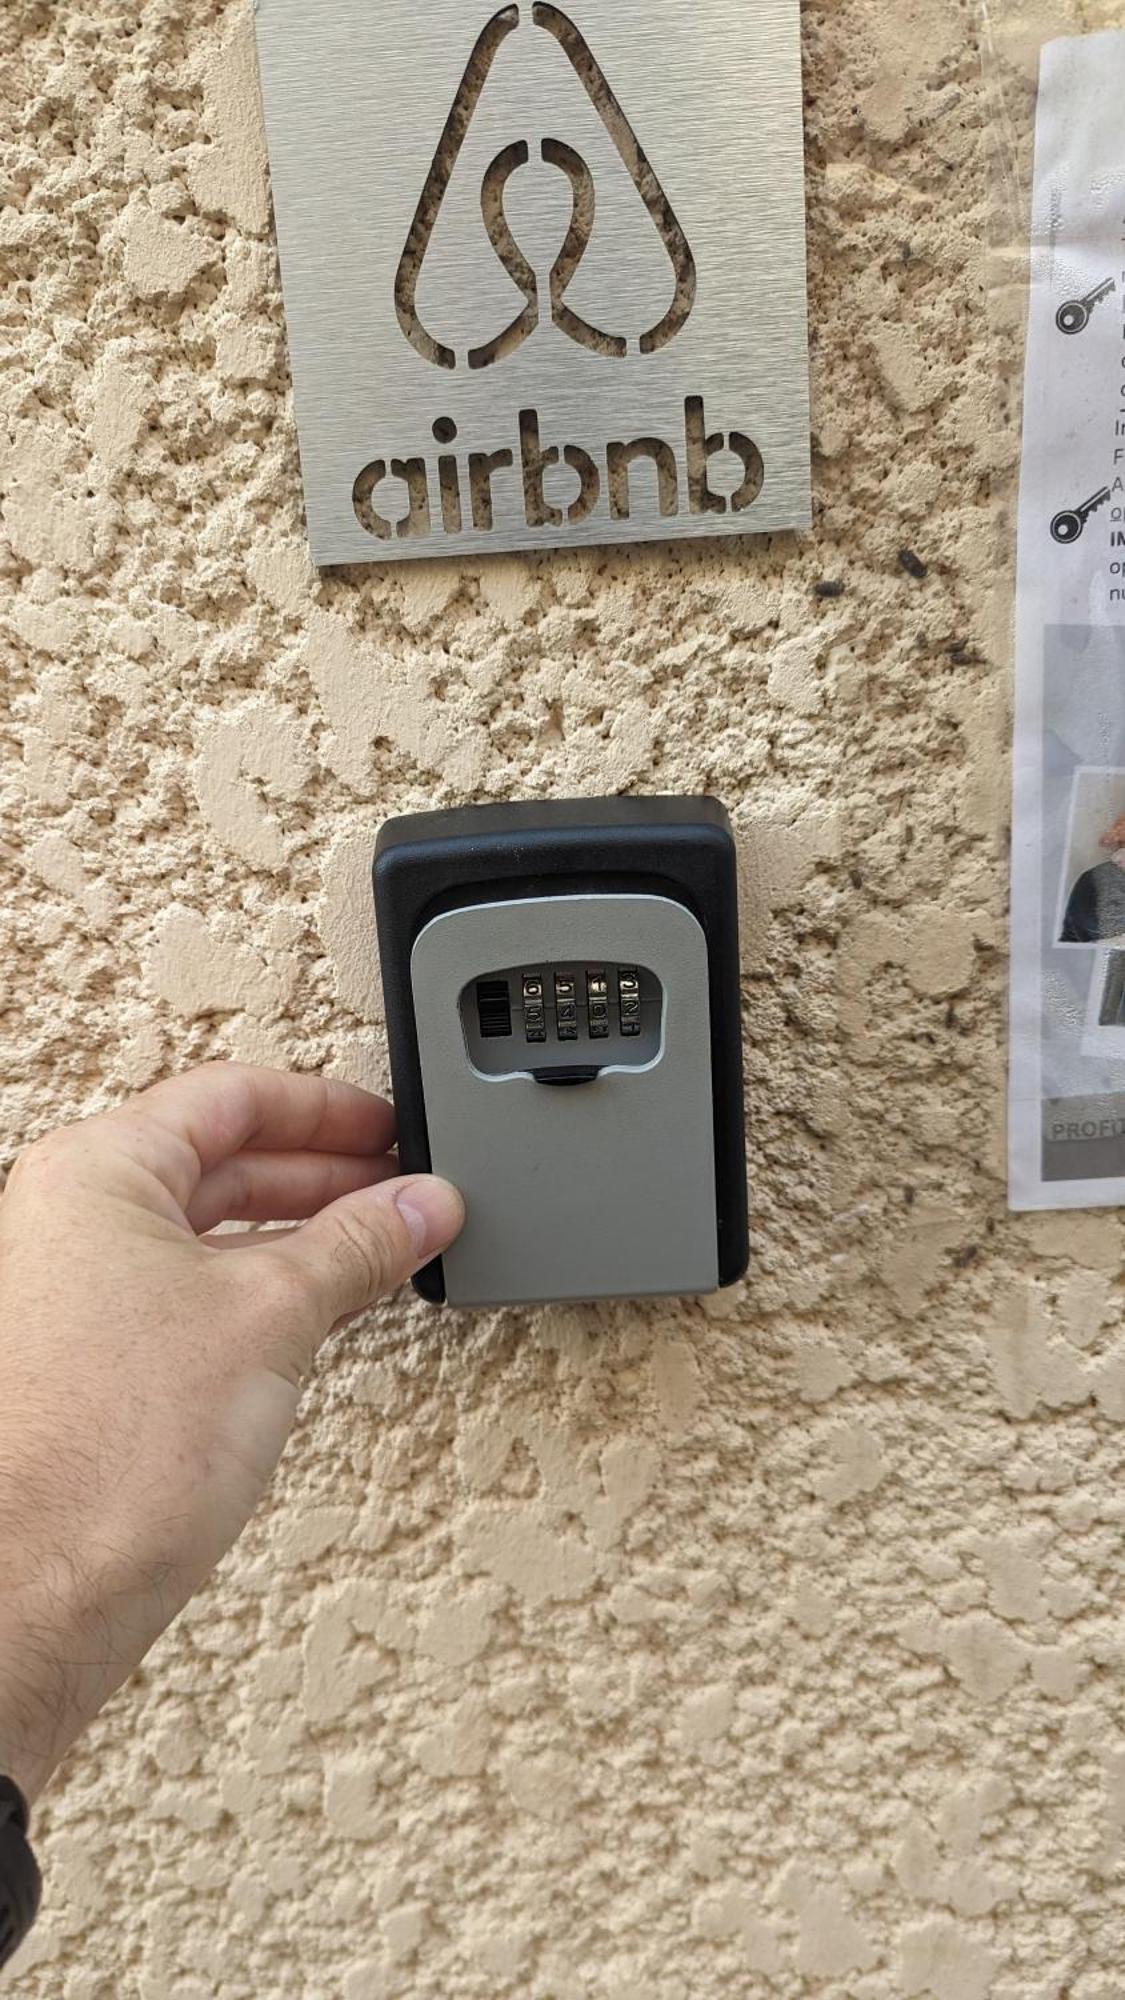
xmin=373 ymin=796 xmax=748 ymax=1307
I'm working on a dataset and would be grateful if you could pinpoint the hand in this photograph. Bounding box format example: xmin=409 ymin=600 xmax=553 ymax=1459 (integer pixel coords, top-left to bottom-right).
xmin=0 ymin=1064 xmax=463 ymax=1804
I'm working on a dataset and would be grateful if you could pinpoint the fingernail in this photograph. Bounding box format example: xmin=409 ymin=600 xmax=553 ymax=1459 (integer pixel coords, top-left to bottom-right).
xmin=394 ymin=1178 xmax=465 ymax=1259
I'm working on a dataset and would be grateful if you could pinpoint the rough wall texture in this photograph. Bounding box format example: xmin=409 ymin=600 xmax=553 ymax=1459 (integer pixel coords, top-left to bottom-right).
xmin=2 ymin=0 xmax=1125 ymax=1995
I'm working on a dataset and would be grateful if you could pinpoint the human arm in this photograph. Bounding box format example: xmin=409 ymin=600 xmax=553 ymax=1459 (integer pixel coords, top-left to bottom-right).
xmin=0 ymin=1063 xmax=463 ymax=1806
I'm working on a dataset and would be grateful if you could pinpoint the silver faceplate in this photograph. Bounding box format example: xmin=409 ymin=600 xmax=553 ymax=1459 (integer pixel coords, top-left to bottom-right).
xmin=254 ymin=0 xmax=811 ymax=565
xmin=411 ymin=895 xmax=718 ymax=1306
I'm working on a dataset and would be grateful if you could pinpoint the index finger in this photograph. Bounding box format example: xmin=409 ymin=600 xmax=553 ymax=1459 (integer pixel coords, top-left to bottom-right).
xmin=105 ymin=1064 xmax=397 ymax=1208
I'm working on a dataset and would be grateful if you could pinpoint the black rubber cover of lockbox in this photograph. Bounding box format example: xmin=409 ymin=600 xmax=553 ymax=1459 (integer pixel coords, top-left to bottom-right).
xmin=373 ymin=797 xmax=749 ymax=1303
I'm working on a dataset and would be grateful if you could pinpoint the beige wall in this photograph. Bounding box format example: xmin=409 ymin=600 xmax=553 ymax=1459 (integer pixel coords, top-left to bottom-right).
xmin=3 ymin=0 xmax=1124 ymax=1995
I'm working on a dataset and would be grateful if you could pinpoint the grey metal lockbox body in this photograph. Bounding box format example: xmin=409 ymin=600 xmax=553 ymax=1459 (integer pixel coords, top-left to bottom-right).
xmin=373 ymin=797 xmax=748 ymax=1307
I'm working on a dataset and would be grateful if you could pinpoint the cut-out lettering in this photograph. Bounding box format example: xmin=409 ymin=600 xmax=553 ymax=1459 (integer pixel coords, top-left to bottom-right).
xmin=352 ymin=398 xmax=764 ymax=542
xmin=520 ymin=410 xmax=600 ymax=526
xmin=469 ymin=447 xmax=516 ymax=530
xmin=685 ymin=398 xmax=763 ymax=515
xmin=353 ymin=459 xmax=433 ymax=539
xmin=607 ymin=437 xmax=679 ymax=519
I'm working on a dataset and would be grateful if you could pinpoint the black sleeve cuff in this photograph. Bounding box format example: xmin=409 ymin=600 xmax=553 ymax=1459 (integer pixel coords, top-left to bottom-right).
xmin=0 ymin=1778 xmax=42 ymax=1971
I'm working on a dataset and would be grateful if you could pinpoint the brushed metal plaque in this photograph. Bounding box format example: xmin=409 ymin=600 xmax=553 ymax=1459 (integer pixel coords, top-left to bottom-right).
xmin=254 ymin=0 xmax=811 ymax=566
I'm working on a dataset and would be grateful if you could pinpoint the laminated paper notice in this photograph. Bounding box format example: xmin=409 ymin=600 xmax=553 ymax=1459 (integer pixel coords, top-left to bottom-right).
xmin=1010 ymin=30 xmax=1125 ymax=1207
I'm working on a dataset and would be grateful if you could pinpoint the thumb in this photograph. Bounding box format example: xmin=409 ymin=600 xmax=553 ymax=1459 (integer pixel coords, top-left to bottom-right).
xmin=264 ymin=1174 xmax=464 ymax=1336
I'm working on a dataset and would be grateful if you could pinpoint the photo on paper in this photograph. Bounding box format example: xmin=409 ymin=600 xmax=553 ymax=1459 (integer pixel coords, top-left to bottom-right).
xmin=1082 ymin=941 xmax=1125 ymax=1060
xmin=1056 ymin=766 xmax=1125 ymax=945
xmin=1022 ymin=627 xmax=1125 ymax=1194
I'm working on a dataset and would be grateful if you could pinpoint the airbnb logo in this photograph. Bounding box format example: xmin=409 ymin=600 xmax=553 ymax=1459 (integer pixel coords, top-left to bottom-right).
xmin=395 ymin=4 xmax=695 ymax=372
xmin=353 ymin=398 xmax=764 ymax=542
xmin=254 ymin=0 xmax=811 ymax=564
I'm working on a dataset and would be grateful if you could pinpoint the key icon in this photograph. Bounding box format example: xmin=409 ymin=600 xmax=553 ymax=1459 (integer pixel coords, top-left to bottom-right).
xmin=1056 ymin=277 xmax=1116 ymax=336
xmin=1051 ymin=486 xmax=1112 ymax=545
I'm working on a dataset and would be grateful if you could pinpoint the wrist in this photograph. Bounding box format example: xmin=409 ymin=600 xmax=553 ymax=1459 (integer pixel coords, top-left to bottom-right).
xmin=0 ymin=1709 xmax=54 ymax=1810
xmin=0 ymin=1641 xmax=68 ymax=1807
xmin=0 ymin=1573 xmax=83 ymax=1807
xmin=0 ymin=1729 xmax=44 ymax=1812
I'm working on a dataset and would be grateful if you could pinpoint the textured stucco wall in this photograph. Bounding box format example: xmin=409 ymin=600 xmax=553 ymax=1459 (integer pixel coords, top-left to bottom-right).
xmin=3 ymin=0 xmax=1125 ymax=1995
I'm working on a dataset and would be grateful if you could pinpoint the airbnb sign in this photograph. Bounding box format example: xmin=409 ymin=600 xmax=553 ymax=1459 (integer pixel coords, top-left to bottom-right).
xmin=255 ymin=0 xmax=811 ymax=566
